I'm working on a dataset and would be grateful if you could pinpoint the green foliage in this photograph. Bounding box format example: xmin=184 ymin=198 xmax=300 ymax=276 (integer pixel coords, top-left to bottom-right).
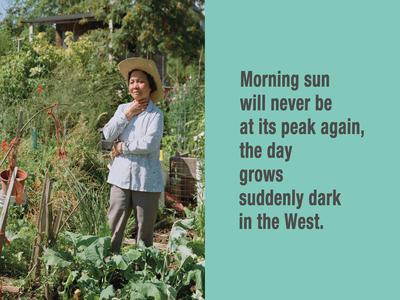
xmin=2 ymin=0 xmax=67 ymax=37
xmin=194 ymin=203 xmax=205 ymax=241
xmin=166 ymin=51 xmax=204 ymax=86
xmin=0 ymin=49 xmax=37 ymax=103
xmin=0 ymin=33 xmax=121 ymax=238
xmin=111 ymin=0 xmax=204 ymax=64
xmin=0 ymin=206 xmax=36 ymax=277
xmin=0 ymin=33 xmax=61 ymax=105
xmin=161 ymin=75 xmax=204 ymax=160
xmin=41 ymin=226 xmax=204 ymax=299
xmin=0 ymin=27 xmax=13 ymax=56
xmin=2 ymin=0 xmax=204 ymax=67
xmin=62 ymin=162 xmax=110 ymax=236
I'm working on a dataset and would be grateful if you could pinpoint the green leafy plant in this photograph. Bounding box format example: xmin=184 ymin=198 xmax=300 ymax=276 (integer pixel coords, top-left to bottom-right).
xmin=41 ymin=219 xmax=204 ymax=299
xmin=162 ymin=75 xmax=204 ymax=160
xmin=0 ymin=206 xmax=36 ymax=277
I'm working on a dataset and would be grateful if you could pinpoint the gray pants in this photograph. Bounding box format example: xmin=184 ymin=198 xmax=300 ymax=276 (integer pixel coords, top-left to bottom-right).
xmin=108 ymin=185 xmax=160 ymax=253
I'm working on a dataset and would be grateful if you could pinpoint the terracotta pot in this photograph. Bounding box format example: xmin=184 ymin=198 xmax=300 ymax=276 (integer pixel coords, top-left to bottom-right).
xmin=0 ymin=169 xmax=28 ymax=205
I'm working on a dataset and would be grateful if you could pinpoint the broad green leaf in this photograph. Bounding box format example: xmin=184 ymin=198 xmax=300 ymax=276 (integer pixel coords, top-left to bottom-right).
xmin=61 ymin=270 xmax=79 ymax=300
xmin=167 ymin=224 xmax=187 ymax=251
xmin=187 ymin=239 xmax=205 ymax=257
xmin=154 ymin=282 xmax=177 ymax=300
xmin=77 ymin=243 xmax=102 ymax=267
xmin=78 ymin=272 xmax=99 ymax=286
xmin=65 ymin=231 xmax=83 ymax=247
xmin=178 ymin=218 xmax=194 ymax=229
xmin=99 ymin=236 xmax=112 ymax=256
xmin=64 ymin=270 xmax=79 ymax=289
xmin=177 ymin=245 xmax=193 ymax=259
xmin=77 ymin=272 xmax=100 ymax=298
xmin=111 ymin=255 xmax=128 ymax=270
xmin=183 ymin=269 xmax=204 ymax=293
xmin=178 ymin=255 xmax=195 ymax=272
xmin=99 ymin=285 xmax=115 ymax=300
xmin=129 ymin=282 xmax=168 ymax=300
xmin=183 ymin=207 xmax=194 ymax=218
xmin=42 ymin=248 xmax=72 ymax=268
xmin=167 ymin=218 xmax=195 ymax=251
xmin=78 ymin=236 xmax=111 ymax=267
xmin=76 ymin=235 xmax=99 ymax=250
xmin=176 ymin=245 xmax=196 ymax=269
xmin=124 ymin=249 xmax=142 ymax=262
xmin=129 ymin=292 xmax=146 ymax=300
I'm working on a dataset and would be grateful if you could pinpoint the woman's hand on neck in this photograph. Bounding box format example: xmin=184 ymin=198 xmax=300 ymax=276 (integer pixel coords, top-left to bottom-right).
xmin=134 ymin=96 xmax=150 ymax=106
xmin=124 ymin=97 xmax=150 ymax=121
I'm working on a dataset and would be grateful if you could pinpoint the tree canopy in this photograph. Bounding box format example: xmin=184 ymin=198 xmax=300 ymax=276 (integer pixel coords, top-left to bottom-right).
xmin=1 ymin=0 xmax=204 ymax=65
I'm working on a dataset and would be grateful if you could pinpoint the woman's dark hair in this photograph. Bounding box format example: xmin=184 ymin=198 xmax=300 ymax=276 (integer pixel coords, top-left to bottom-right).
xmin=128 ymin=69 xmax=157 ymax=92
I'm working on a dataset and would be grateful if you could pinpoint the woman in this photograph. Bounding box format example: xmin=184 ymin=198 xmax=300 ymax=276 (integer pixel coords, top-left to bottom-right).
xmin=103 ymin=57 xmax=164 ymax=253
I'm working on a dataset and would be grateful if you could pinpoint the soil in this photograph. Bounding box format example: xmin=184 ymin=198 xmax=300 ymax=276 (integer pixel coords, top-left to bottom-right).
xmin=153 ymin=227 xmax=170 ymax=244
xmin=126 ymin=218 xmax=172 ymax=249
xmin=0 ymin=276 xmax=20 ymax=297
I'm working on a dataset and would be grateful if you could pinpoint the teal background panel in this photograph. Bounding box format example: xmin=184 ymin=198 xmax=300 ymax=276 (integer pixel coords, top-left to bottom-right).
xmin=206 ymin=1 xmax=400 ymax=299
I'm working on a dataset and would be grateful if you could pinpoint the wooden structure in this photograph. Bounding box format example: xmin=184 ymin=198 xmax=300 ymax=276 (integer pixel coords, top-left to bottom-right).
xmin=24 ymin=13 xmax=107 ymax=47
xmin=167 ymin=154 xmax=198 ymax=201
xmin=23 ymin=13 xmax=168 ymax=81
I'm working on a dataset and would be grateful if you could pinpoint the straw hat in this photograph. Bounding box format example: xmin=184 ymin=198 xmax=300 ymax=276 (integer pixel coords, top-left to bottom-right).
xmin=118 ymin=57 xmax=163 ymax=102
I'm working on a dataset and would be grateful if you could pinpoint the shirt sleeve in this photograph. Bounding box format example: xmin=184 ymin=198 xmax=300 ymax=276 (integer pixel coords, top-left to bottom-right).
xmin=103 ymin=104 xmax=129 ymax=142
xmin=121 ymin=112 xmax=164 ymax=155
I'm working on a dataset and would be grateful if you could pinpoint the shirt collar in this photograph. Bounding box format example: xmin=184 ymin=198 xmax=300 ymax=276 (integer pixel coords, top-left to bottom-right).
xmin=146 ymin=100 xmax=155 ymax=113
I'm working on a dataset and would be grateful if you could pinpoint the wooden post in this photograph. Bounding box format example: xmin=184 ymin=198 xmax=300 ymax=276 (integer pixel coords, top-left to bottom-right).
xmin=52 ymin=207 xmax=63 ymax=242
xmin=43 ymin=176 xmax=53 ymax=300
xmin=29 ymin=172 xmax=61 ymax=299
xmin=44 ymin=178 xmax=53 ymax=244
xmin=108 ymin=19 xmax=114 ymax=62
xmin=0 ymin=167 xmax=18 ymax=255
xmin=29 ymin=24 xmax=34 ymax=42
xmin=31 ymin=173 xmax=52 ymax=270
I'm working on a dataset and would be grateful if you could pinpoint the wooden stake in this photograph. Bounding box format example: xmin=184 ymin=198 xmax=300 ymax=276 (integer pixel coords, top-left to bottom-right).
xmin=0 ymin=167 xmax=18 ymax=255
xmin=52 ymin=208 xmax=63 ymax=242
xmin=30 ymin=172 xmax=50 ymax=281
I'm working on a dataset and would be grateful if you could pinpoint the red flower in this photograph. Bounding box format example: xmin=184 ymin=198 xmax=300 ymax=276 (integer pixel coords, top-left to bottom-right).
xmin=37 ymin=84 xmax=43 ymax=94
xmin=58 ymin=148 xmax=67 ymax=160
xmin=1 ymin=140 xmax=8 ymax=152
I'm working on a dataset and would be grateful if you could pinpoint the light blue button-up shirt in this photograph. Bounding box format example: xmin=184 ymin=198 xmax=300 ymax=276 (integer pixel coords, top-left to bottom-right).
xmin=103 ymin=100 xmax=164 ymax=192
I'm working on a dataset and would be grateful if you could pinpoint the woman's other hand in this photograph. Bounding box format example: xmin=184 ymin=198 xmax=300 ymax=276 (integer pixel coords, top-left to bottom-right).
xmin=111 ymin=142 xmax=123 ymax=159
xmin=124 ymin=100 xmax=147 ymax=120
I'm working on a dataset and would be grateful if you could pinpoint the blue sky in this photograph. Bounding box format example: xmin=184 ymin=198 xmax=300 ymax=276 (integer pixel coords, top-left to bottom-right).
xmin=0 ymin=0 xmax=9 ymax=20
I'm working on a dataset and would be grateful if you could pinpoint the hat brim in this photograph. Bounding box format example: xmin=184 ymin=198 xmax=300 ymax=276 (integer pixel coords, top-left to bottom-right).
xmin=118 ymin=57 xmax=163 ymax=102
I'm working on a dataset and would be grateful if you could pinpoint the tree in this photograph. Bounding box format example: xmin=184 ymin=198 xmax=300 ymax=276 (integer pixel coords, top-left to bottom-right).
xmin=110 ymin=0 xmax=204 ymax=64
xmin=2 ymin=0 xmax=58 ymax=36
xmin=0 ymin=26 xmax=13 ymax=56
xmin=1 ymin=0 xmax=204 ymax=67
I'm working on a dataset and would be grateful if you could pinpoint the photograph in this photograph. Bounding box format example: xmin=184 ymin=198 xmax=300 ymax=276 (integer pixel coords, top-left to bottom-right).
xmin=0 ymin=0 xmax=204 ymax=299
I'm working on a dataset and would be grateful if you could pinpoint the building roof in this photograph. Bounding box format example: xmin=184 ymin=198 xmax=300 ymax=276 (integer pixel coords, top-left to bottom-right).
xmin=23 ymin=13 xmax=96 ymax=25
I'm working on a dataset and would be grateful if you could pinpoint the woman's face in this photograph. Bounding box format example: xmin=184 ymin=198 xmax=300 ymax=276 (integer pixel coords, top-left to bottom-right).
xmin=128 ymin=70 xmax=151 ymax=102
